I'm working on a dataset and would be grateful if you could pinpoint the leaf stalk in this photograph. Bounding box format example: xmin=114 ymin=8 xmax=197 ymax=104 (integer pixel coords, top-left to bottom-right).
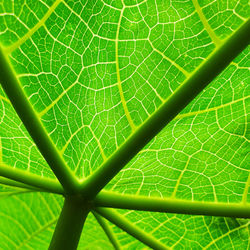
xmin=49 ymin=196 xmax=90 ymax=250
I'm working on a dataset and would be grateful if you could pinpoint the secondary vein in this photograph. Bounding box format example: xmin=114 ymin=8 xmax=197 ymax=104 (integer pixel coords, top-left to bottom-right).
xmin=0 ymin=94 xmax=10 ymax=103
xmin=116 ymin=5 xmax=136 ymax=132
xmin=0 ymin=47 xmax=79 ymax=193
xmin=148 ymin=39 xmax=190 ymax=77
xmin=242 ymin=172 xmax=250 ymax=204
xmin=204 ymin=221 xmax=250 ymax=249
xmin=175 ymin=96 xmax=250 ymax=120
xmin=79 ymin=19 xmax=250 ymax=199
xmin=4 ymin=0 xmax=62 ymax=54
xmin=192 ymin=0 xmax=222 ymax=46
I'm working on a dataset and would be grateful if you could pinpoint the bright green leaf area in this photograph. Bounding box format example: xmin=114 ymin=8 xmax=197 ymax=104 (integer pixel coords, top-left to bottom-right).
xmin=0 ymin=0 xmax=249 ymax=249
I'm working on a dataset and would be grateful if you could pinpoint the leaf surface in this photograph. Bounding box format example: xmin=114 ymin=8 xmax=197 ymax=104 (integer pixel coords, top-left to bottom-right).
xmin=0 ymin=0 xmax=249 ymax=249
xmin=0 ymin=190 xmax=115 ymax=249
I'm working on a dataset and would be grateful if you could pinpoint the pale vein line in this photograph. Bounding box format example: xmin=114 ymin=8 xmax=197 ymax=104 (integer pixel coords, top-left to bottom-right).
xmin=192 ymin=0 xmax=222 ymax=46
xmin=242 ymin=173 xmax=250 ymax=204
xmin=136 ymin=70 xmax=164 ymax=102
xmin=38 ymin=80 xmax=78 ymax=117
xmin=148 ymin=39 xmax=190 ymax=77
xmin=204 ymin=221 xmax=250 ymax=249
xmin=38 ymin=193 xmax=56 ymax=219
xmin=17 ymin=218 xmax=57 ymax=249
xmin=0 ymin=232 xmax=19 ymax=248
xmin=14 ymin=196 xmax=42 ymax=227
xmin=175 ymin=96 xmax=249 ymax=120
xmin=125 ymin=0 xmax=147 ymax=8
xmin=171 ymin=226 xmax=187 ymax=248
xmin=74 ymin=150 xmax=88 ymax=177
xmin=0 ymin=212 xmax=30 ymax=237
xmin=247 ymin=226 xmax=250 ymax=248
xmin=171 ymin=156 xmax=191 ymax=198
xmin=230 ymin=62 xmax=249 ymax=69
xmin=201 ymin=217 xmax=217 ymax=249
xmin=0 ymin=137 xmax=2 ymax=162
xmin=60 ymin=124 xmax=107 ymax=161
xmin=224 ymin=219 xmax=234 ymax=248
xmin=0 ymin=95 xmax=10 ymax=103
xmin=88 ymin=127 xmax=107 ymax=161
xmin=60 ymin=125 xmax=88 ymax=154
xmin=51 ymin=194 xmax=63 ymax=212
xmin=62 ymin=0 xmax=116 ymax=42
xmin=4 ymin=0 xmax=62 ymax=54
xmin=116 ymin=4 xmax=136 ymax=131
xmin=243 ymin=97 xmax=247 ymax=137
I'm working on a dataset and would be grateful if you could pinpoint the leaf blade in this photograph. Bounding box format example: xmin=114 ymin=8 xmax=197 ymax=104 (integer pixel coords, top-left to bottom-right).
xmin=80 ymin=19 xmax=250 ymax=199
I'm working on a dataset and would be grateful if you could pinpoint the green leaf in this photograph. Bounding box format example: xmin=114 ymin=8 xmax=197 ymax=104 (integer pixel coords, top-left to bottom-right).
xmin=107 ymin=48 xmax=250 ymax=203
xmin=0 ymin=191 xmax=114 ymax=249
xmin=0 ymin=192 xmax=62 ymax=249
xmin=0 ymin=86 xmax=54 ymax=178
xmin=0 ymin=0 xmax=249 ymax=249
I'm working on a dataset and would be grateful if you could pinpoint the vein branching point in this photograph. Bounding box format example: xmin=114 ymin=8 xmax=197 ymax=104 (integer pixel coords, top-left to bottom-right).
xmin=0 ymin=0 xmax=249 ymax=247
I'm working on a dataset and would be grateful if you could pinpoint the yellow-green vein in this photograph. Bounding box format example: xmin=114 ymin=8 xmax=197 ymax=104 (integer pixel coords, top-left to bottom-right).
xmin=0 ymin=232 xmax=19 ymax=249
xmin=192 ymin=0 xmax=221 ymax=46
xmin=0 ymin=212 xmax=30 ymax=237
xmin=38 ymin=77 xmax=78 ymax=118
xmin=60 ymin=124 xmax=107 ymax=161
xmin=204 ymin=221 xmax=250 ymax=249
xmin=116 ymin=5 xmax=136 ymax=131
xmin=148 ymin=39 xmax=190 ymax=77
xmin=17 ymin=218 xmax=58 ymax=249
xmin=0 ymin=137 xmax=2 ymax=163
xmin=0 ymin=94 xmax=10 ymax=103
xmin=4 ymin=0 xmax=62 ymax=54
xmin=171 ymin=156 xmax=191 ymax=198
xmin=14 ymin=196 xmax=42 ymax=227
xmin=242 ymin=173 xmax=250 ymax=204
xmin=175 ymin=96 xmax=250 ymax=120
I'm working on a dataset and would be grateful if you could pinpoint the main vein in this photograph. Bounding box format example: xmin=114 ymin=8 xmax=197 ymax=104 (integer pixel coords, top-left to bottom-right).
xmin=0 ymin=176 xmax=41 ymax=192
xmin=95 ymin=191 xmax=250 ymax=218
